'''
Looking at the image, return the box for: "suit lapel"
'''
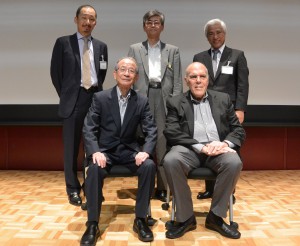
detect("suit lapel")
[215,46,231,79]
[182,92,195,136]
[160,42,168,83]
[109,87,122,130]
[92,37,100,74]
[70,34,80,69]
[121,90,137,135]
[208,91,221,133]
[140,41,149,78]
[204,50,214,84]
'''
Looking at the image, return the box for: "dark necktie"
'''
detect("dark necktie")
[212,49,219,76]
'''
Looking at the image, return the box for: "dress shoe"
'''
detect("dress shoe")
[197,190,213,199]
[166,215,197,239]
[80,223,100,246]
[133,218,154,242]
[205,211,240,239]
[154,189,167,202]
[68,192,82,206]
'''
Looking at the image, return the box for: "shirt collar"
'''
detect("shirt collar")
[190,91,208,104]
[76,32,91,41]
[148,40,161,49]
[211,43,225,54]
[117,86,131,100]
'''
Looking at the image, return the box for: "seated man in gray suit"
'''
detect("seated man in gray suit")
[81,57,157,245]
[163,62,245,239]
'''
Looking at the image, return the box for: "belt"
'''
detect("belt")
[149,81,161,89]
[81,86,98,93]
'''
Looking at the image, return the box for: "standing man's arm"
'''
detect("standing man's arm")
[50,38,63,96]
[235,51,249,123]
[171,47,183,96]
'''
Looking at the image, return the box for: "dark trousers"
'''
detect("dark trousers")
[63,88,94,195]
[85,144,156,223]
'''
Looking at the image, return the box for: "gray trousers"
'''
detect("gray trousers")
[148,88,167,190]
[163,145,242,222]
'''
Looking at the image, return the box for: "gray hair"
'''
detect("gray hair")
[143,9,165,26]
[114,57,139,74]
[204,19,227,37]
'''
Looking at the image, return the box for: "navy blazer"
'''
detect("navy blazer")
[164,90,246,149]
[193,46,249,111]
[83,86,157,158]
[50,33,108,118]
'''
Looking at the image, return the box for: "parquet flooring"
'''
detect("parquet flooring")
[0,170,299,246]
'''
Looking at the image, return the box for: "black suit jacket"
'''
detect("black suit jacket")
[193,46,249,111]
[50,33,108,118]
[164,90,246,149]
[83,86,157,158]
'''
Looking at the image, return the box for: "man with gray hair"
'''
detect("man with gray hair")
[193,18,249,200]
[81,57,157,244]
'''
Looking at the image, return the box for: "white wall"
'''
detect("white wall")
[1,0,299,105]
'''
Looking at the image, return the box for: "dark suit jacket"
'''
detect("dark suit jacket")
[193,46,249,111]
[50,33,108,118]
[163,90,246,149]
[128,41,182,111]
[82,86,157,158]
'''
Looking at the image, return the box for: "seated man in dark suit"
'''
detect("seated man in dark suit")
[163,62,245,239]
[81,57,157,245]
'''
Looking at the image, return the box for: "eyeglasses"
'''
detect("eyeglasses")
[145,20,161,26]
[188,74,207,81]
[117,67,136,75]
[79,15,96,24]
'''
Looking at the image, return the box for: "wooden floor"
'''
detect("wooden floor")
[0,170,299,246]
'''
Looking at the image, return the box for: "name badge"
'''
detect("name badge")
[100,61,107,70]
[100,55,107,70]
[221,61,233,75]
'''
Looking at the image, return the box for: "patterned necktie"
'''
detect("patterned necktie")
[82,37,91,89]
[212,49,219,76]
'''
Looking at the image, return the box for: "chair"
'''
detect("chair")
[162,167,237,229]
[81,162,155,226]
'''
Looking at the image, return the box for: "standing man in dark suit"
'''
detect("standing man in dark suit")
[128,10,182,201]
[80,57,157,245]
[163,62,245,239]
[50,5,108,206]
[193,18,249,200]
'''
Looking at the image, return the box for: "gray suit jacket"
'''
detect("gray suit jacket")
[128,41,182,111]
[193,46,249,111]
[164,90,246,149]
[82,86,157,158]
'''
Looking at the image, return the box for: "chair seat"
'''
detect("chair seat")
[188,167,216,180]
[108,165,137,177]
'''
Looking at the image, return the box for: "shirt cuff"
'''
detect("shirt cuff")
[192,143,205,154]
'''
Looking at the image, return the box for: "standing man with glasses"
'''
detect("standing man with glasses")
[193,19,249,201]
[128,10,182,202]
[50,5,108,206]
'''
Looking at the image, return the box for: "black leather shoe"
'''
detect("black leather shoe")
[205,211,240,239]
[166,215,197,239]
[197,190,213,199]
[154,190,167,202]
[68,192,82,206]
[133,218,154,242]
[80,224,100,246]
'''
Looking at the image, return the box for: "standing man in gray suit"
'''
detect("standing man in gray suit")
[50,5,108,206]
[193,19,249,200]
[128,10,182,201]
[163,62,245,239]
